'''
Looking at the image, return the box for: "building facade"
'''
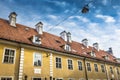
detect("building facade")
[0,12,120,80]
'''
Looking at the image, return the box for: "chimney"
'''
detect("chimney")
[67,32,72,43]
[60,31,67,41]
[35,22,43,34]
[82,38,88,47]
[93,42,99,50]
[8,12,17,27]
[107,47,113,55]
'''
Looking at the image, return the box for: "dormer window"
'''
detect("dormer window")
[103,55,109,60]
[91,51,96,57]
[32,35,41,44]
[65,44,71,51]
[87,51,96,57]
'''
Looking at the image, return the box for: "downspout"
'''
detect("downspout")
[104,62,109,80]
[83,58,88,80]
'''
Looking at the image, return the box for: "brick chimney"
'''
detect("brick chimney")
[8,12,17,27]
[93,42,99,50]
[82,38,88,47]
[35,22,43,35]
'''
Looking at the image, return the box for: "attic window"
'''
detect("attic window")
[103,55,109,60]
[91,51,96,57]
[32,35,41,44]
[65,44,71,51]
[87,51,96,57]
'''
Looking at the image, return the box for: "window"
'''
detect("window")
[78,61,82,70]
[110,67,113,74]
[65,44,71,51]
[1,77,12,80]
[116,68,119,75]
[68,59,73,70]
[3,48,15,64]
[94,64,98,72]
[34,53,42,66]
[101,65,105,73]
[33,78,41,80]
[56,57,62,68]
[86,63,91,71]
[91,51,96,57]
[33,35,41,44]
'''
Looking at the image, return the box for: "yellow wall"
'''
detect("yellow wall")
[86,60,107,80]
[23,48,50,80]
[0,43,20,80]
[0,42,120,80]
[53,53,85,80]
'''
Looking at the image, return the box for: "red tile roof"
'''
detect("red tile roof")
[0,18,118,63]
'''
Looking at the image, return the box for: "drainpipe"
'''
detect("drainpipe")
[83,58,88,80]
[104,62,109,80]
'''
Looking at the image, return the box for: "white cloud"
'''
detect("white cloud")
[69,16,90,22]
[48,15,58,20]
[96,14,116,23]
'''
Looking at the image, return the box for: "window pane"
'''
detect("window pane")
[5,49,9,55]
[34,53,42,66]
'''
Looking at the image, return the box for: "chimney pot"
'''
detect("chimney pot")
[60,30,67,41]
[93,42,99,50]
[82,38,88,47]
[35,22,43,34]
[8,12,17,27]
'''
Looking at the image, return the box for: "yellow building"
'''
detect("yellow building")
[0,12,120,80]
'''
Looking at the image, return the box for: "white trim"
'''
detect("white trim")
[33,52,42,67]
[0,76,14,80]
[67,58,74,70]
[2,47,16,64]
[18,48,24,80]
[50,53,53,77]
[55,56,62,69]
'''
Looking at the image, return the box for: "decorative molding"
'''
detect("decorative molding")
[18,48,24,80]
[49,53,53,77]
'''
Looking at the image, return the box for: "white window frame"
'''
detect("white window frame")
[55,57,62,69]
[94,64,98,72]
[0,76,13,80]
[86,62,91,71]
[67,59,73,70]
[78,60,82,71]
[65,44,71,51]
[101,64,105,73]
[2,48,16,64]
[33,52,42,67]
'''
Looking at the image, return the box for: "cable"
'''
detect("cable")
[47,9,82,32]
[47,0,93,32]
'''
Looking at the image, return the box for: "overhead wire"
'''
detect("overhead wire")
[47,0,93,32]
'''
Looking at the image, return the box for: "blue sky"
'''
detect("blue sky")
[1,0,120,58]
